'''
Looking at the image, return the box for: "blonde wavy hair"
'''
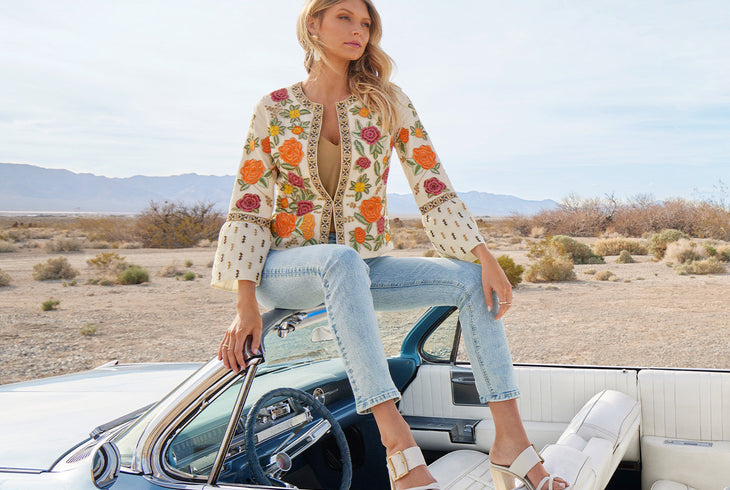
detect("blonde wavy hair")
[297,0,400,130]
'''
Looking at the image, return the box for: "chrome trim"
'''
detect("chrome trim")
[0,467,44,474]
[208,357,263,485]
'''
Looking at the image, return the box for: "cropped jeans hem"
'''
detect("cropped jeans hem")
[480,389,521,404]
[357,389,402,415]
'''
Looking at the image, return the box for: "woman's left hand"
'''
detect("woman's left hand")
[472,244,513,321]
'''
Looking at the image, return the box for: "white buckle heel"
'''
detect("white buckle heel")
[386,446,441,490]
[489,445,565,490]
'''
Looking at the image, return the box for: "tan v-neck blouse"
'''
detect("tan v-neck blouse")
[317,137,341,232]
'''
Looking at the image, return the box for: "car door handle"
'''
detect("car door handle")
[452,376,475,385]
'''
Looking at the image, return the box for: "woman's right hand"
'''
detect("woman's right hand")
[218,281,262,372]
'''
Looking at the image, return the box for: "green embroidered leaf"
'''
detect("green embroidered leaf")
[354,213,370,226]
[362,241,372,251]
[354,140,365,157]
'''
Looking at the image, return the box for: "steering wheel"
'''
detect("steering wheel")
[243,387,352,489]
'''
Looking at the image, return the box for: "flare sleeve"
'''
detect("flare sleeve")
[393,92,485,262]
[211,99,277,290]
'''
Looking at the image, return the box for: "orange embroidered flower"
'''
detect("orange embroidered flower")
[292,126,304,135]
[274,213,296,238]
[358,107,370,117]
[300,214,315,240]
[280,197,289,209]
[398,128,409,144]
[360,196,382,223]
[413,145,437,170]
[240,159,264,184]
[414,127,424,139]
[245,139,257,153]
[262,136,271,154]
[279,137,304,166]
[354,227,366,244]
[386,233,391,242]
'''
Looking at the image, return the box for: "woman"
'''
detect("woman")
[212,1,567,489]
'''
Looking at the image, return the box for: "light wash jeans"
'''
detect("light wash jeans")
[255,235,520,414]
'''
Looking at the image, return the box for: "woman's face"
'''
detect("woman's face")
[311,0,371,63]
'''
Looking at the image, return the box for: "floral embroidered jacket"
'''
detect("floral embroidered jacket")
[212,82,485,290]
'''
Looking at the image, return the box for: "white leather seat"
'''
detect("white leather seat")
[650,481,697,490]
[427,389,639,490]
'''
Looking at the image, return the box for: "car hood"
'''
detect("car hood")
[0,362,201,471]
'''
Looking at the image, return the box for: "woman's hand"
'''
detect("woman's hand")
[471,244,513,321]
[218,280,262,372]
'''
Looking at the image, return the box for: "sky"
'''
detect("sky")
[1,0,729,202]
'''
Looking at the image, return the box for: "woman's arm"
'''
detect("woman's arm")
[471,243,513,321]
[218,280,263,372]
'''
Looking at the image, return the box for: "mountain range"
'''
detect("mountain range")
[0,162,558,216]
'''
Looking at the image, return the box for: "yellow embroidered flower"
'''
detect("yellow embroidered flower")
[289,109,301,119]
[354,182,366,193]
[358,107,370,117]
[269,125,280,136]
[283,184,293,194]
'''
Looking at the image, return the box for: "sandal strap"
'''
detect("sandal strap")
[537,475,554,490]
[387,446,427,481]
[509,444,544,478]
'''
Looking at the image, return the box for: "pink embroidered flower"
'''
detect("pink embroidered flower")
[361,126,381,145]
[271,88,289,102]
[376,216,385,234]
[288,171,304,188]
[296,200,314,216]
[355,157,371,169]
[423,177,446,196]
[382,167,390,184]
[236,193,261,212]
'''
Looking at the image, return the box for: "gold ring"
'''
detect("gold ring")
[225,347,233,351]
[498,301,511,305]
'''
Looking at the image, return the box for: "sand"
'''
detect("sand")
[1,242,728,385]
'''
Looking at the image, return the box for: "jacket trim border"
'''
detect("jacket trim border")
[226,213,271,228]
[419,192,458,214]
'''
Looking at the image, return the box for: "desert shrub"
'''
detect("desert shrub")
[41,299,60,311]
[0,269,12,287]
[87,241,112,249]
[616,250,635,264]
[44,237,83,253]
[183,259,193,268]
[675,258,726,275]
[592,238,648,256]
[118,265,150,285]
[595,270,615,281]
[135,201,224,248]
[87,251,129,283]
[79,323,97,336]
[716,246,730,262]
[648,229,690,260]
[181,271,196,281]
[529,236,603,265]
[663,239,707,265]
[73,216,137,242]
[524,255,576,282]
[0,240,18,253]
[496,255,524,287]
[159,262,183,277]
[32,257,79,281]
[119,241,143,249]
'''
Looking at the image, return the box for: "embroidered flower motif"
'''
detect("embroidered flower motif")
[382,166,390,184]
[288,171,304,188]
[360,196,382,223]
[280,197,289,209]
[289,108,301,119]
[300,214,315,241]
[262,136,271,154]
[274,213,296,237]
[283,184,293,194]
[355,157,371,169]
[360,126,381,145]
[271,88,289,102]
[358,107,370,117]
[413,145,437,170]
[292,126,304,135]
[296,200,314,216]
[240,159,265,185]
[376,216,385,234]
[414,127,424,139]
[236,194,261,213]
[245,137,258,154]
[398,128,409,144]
[354,227,366,244]
[279,138,304,166]
[423,177,447,196]
[269,125,281,137]
[353,182,367,193]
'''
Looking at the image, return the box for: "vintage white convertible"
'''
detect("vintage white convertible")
[1,305,728,489]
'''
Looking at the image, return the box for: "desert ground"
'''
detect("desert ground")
[2,232,728,386]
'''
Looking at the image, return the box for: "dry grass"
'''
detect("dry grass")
[663,239,708,265]
[0,268,12,287]
[32,257,79,281]
[675,258,727,275]
[592,238,648,256]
